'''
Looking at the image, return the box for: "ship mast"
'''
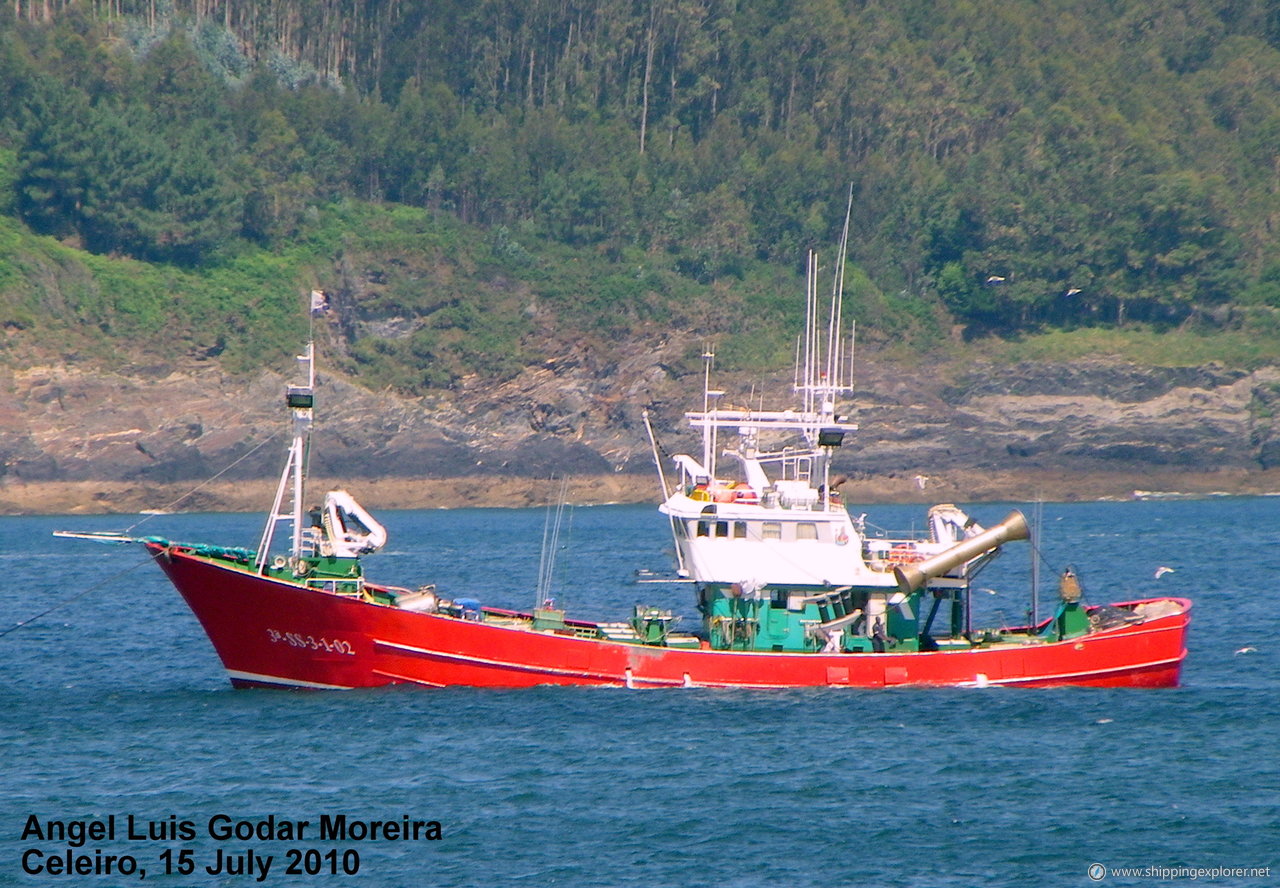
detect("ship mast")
[256,342,315,573]
[700,346,724,483]
[675,189,858,511]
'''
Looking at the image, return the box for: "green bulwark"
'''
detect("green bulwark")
[699,587,926,653]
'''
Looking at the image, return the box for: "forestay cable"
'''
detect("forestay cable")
[0,555,153,640]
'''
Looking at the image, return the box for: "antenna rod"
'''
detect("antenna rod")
[1031,499,1042,626]
[701,346,715,478]
[833,186,853,395]
[802,252,813,410]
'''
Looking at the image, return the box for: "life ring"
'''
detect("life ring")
[835,529,849,546]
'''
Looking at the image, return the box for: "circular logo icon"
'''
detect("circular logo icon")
[1087,863,1106,882]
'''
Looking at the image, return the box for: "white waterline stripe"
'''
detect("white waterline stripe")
[225,669,353,690]
[974,652,1186,687]
[373,638,620,682]
[370,668,446,687]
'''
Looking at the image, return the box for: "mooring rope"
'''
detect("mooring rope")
[0,554,155,640]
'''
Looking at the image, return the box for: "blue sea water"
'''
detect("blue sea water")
[1,498,1277,887]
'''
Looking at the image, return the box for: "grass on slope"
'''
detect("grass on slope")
[4,202,1280,390]
[979,317,1280,368]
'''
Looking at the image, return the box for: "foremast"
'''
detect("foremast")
[256,342,315,574]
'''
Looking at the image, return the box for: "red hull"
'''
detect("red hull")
[150,546,1191,690]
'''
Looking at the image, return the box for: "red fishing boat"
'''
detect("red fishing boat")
[127,543,1192,689]
[59,271,1189,690]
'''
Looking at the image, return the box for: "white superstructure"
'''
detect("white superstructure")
[647,242,988,594]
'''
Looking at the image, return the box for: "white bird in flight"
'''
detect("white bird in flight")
[1154,566,1175,578]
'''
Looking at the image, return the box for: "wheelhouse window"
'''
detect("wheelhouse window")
[762,522,781,540]
[796,523,818,541]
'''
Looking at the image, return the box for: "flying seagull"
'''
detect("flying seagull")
[1154,566,1175,578]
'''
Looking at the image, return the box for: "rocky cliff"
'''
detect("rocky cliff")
[2,340,1278,513]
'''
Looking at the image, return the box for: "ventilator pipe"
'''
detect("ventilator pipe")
[893,510,1030,595]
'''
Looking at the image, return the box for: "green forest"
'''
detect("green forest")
[2,0,1280,389]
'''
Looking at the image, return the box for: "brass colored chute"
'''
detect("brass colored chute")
[893,510,1030,594]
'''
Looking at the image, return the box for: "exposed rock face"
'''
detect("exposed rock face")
[0,350,1275,491]
[847,360,1267,476]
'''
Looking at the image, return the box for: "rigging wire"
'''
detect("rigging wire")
[536,476,572,608]
[646,416,677,462]
[555,497,576,612]
[122,427,285,535]
[123,293,321,537]
[0,555,154,641]
[10,302,318,641]
[1027,524,1061,575]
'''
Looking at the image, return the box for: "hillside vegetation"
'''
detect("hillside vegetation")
[3,1,1280,392]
